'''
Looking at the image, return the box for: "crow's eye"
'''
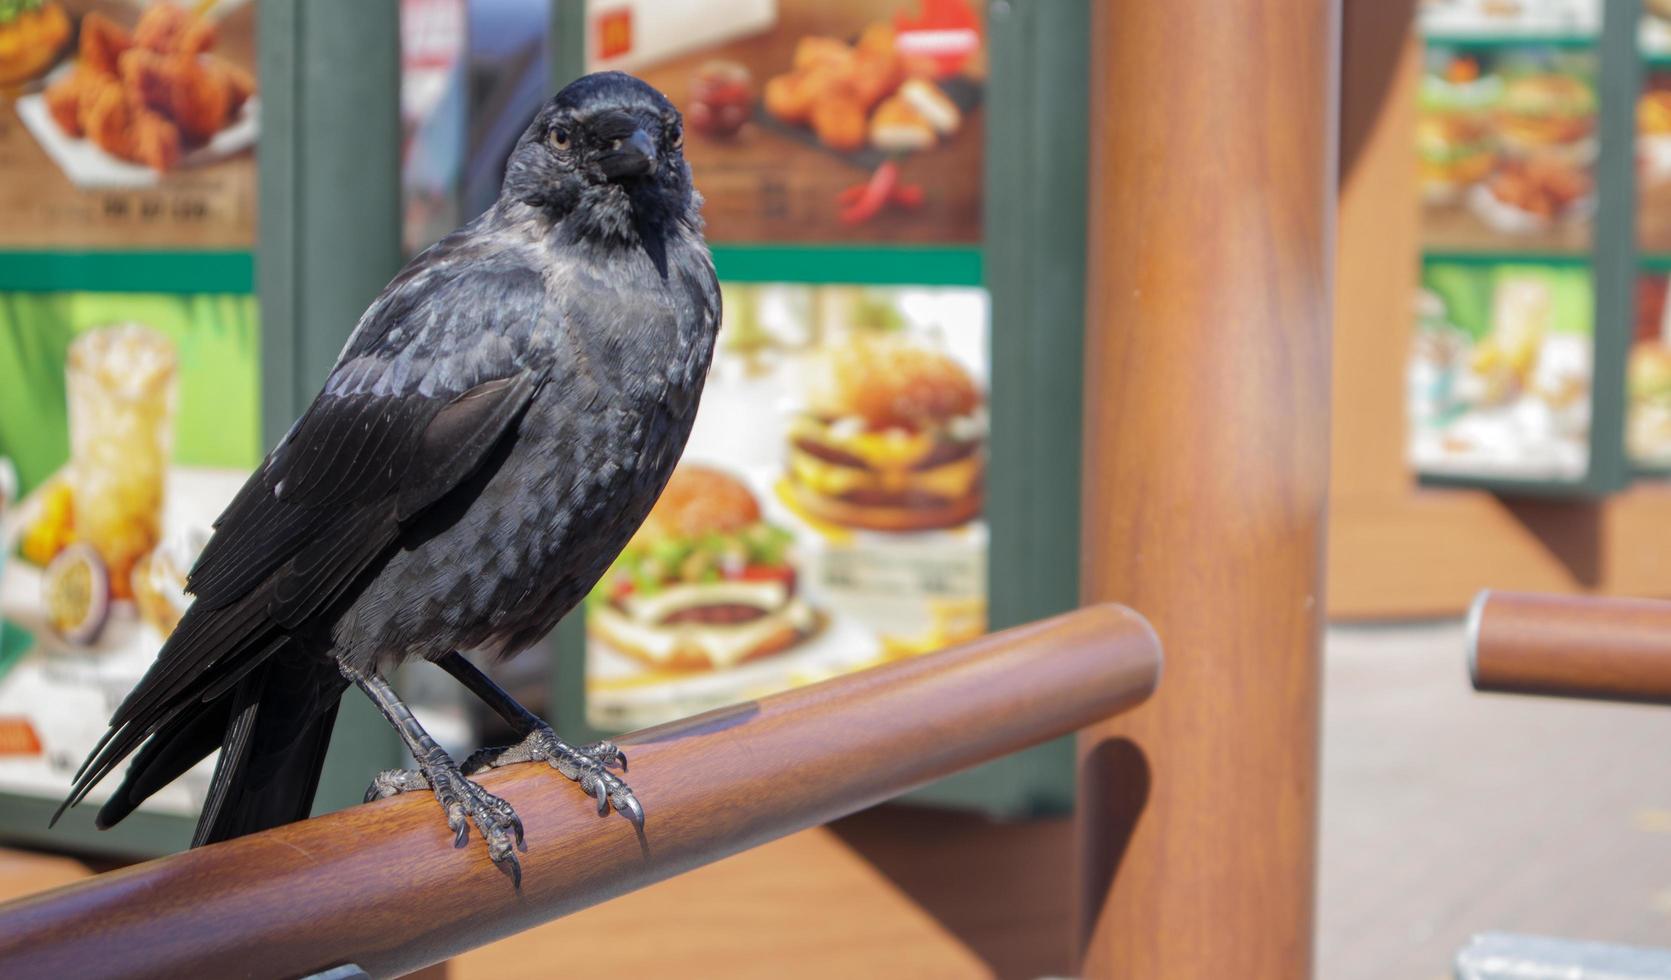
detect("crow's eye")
[669,122,683,150]
[549,127,571,151]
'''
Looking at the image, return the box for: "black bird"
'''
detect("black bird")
[54,72,720,885]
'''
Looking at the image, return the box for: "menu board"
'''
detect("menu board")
[1640,68,1671,254]
[576,0,990,729]
[0,0,259,250]
[0,0,260,818]
[1630,271,1671,469]
[1418,44,1597,254]
[1638,9,1671,472]
[1409,0,1618,490]
[585,285,987,729]
[1410,259,1594,480]
[0,292,260,813]
[586,0,983,245]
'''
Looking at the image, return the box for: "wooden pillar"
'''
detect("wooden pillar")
[1074,2,1339,977]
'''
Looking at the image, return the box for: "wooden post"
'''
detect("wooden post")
[1074,2,1339,977]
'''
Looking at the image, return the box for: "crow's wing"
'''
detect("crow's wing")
[59,261,552,817]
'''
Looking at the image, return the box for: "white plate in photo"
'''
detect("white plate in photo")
[586,609,879,731]
[15,64,259,190]
[1466,181,1595,236]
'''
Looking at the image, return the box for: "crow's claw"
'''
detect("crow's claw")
[581,740,628,771]
[463,725,642,826]
[430,761,522,886]
[371,756,523,886]
[364,767,430,803]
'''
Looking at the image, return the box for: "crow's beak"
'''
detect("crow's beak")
[600,128,657,181]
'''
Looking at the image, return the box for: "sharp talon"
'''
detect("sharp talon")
[595,781,609,815]
[615,749,629,771]
[364,786,380,804]
[454,822,470,848]
[512,815,526,849]
[499,853,522,890]
[619,793,644,828]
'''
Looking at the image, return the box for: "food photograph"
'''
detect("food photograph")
[1407,261,1593,481]
[0,0,257,249]
[0,293,259,813]
[586,0,983,244]
[1418,45,1596,253]
[1640,70,1671,254]
[1629,272,1671,469]
[586,284,988,729]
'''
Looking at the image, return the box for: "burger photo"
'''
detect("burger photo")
[1417,113,1495,202]
[1492,72,1596,162]
[786,334,985,533]
[588,464,821,672]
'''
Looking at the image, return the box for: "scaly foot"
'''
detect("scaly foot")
[463,727,642,827]
[365,753,526,886]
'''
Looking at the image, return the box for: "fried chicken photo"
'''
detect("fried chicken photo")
[210,55,255,115]
[37,1,253,173]
[81,81,181,171]
[76,11,130,76]
[133,2,214,57]
[761,20,960,155]
[119,47,233,143]
[44,65,109,136]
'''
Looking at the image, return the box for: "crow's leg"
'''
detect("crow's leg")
[345,663,526,886]
[437,651,642,827]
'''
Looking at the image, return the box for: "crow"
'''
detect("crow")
[54,72,720,886]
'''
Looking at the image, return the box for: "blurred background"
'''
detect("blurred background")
[0,0,1669,977]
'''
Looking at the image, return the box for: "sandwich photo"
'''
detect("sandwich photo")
[1416,113,1495,202]
[588,464,822,672]
[1492,72,1595,161]
[786,334,985,533]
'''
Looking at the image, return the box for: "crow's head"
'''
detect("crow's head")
[503,72,698,247]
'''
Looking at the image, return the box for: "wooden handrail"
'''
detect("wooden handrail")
[1467,590,1671,705]
[0,604,1159,979]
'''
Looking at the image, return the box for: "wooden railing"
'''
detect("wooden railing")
[1468,590,1671,705]
[0,604,1160,979]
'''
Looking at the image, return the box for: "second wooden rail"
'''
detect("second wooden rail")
[1468,590,1671,705]
[0,604,1160,979]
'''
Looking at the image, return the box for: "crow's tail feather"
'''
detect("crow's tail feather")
[191,656,342,847]
[92,653,343,847]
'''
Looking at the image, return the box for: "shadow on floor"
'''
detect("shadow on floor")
[827,804,1075,980]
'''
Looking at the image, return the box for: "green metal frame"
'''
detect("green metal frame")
[257,0,408,823]
[1416,0,1638,498]
[547,0,1089,816]
[0,252,254,294]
